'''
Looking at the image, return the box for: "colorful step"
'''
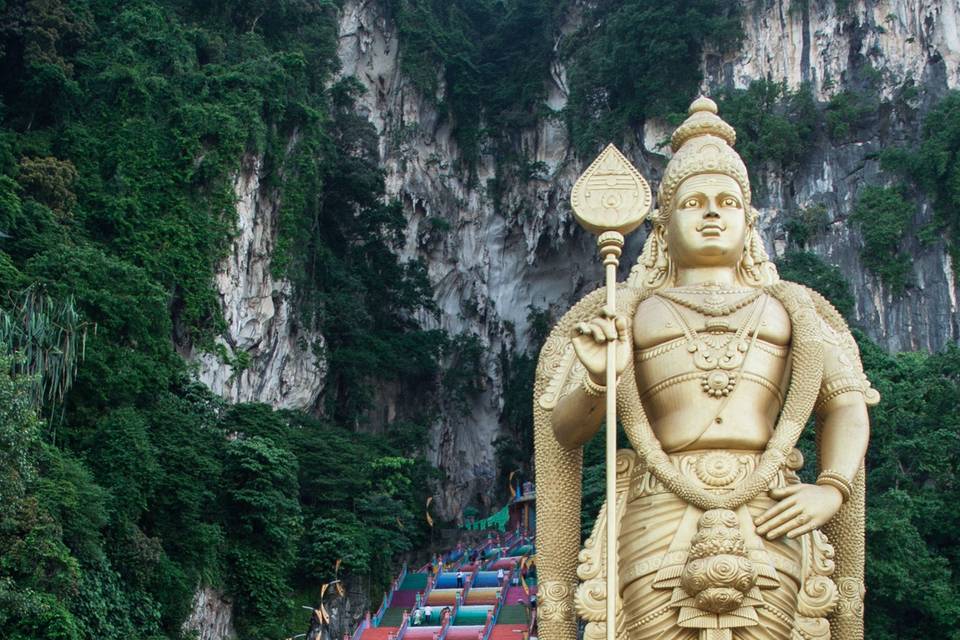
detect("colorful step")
[497,605,529,625]
[435,573,467,589]
[488,557,521,570]
[464,587,499,605]
[379,607,408,627]
[445,625,485,640]
[400,573,430,591]
[453,605,492,626]
[361,627,400,640]
[472,572,502,588]
[488,624,529,640]
[391,590,420,608]
[504,587,527,606]
[403,626,443,640]
[425,588,461,606]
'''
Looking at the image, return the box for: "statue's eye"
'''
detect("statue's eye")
[721,197,740,208]
[682,197,700,209]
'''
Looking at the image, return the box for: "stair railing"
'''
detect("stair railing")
[351,613,371,640]
[395,610,412,640]
[479,579,508,640]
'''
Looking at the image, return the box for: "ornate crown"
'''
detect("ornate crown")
[653,96,752,224]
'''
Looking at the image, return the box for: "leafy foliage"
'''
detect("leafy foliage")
[782,204,829,250]
[0,1,440,638]
[882,90,960,275]
[825,89,877,141]
[850,186,915,291]
[776,251,855,319]
[564,0,741,155]
[717,80,818,177]
[856,338,960,638]
[388,0,566,177]
[494,306,552,495]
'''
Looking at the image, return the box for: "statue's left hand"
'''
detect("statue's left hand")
[754,484,843,540]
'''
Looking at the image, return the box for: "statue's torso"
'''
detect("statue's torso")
[632,289,792,453]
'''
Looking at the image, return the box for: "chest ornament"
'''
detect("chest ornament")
[655,291,768,398]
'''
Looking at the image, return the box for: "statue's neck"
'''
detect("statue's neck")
[673,266,739,288]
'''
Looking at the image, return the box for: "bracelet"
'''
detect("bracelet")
[816,470,853,503]
[581,375,606,397]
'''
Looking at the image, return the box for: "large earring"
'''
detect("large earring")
[629,218,673,289]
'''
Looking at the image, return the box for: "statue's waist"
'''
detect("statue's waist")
[627,449,803,502]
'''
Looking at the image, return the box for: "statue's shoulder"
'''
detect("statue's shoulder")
[770,279,851,336]
[773,280,881,406]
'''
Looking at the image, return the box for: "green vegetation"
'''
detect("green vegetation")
[717,80,818,176]
[776,251,855,319]
[0,1,958,639]
[783,203,830,250]
[764,255,960,639]
[850,186,915,291]
[883,91,960,275]
[784,250,960,638]
[0,1,440,638]
[564,0,741,154]
[494,306,551,493]
[825,89,877,141]
[388,0,566,178]
[389,0,742,165]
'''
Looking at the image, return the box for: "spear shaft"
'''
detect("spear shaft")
[569,144,650,640]
[600,231,623,640]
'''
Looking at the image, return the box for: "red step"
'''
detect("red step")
[488,624,529,640]
[361,627,400,640]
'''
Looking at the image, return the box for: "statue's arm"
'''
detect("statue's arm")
[756,325,870,540]
[551,384,605,450]
[550,311,632,450]
[813,335,871,482]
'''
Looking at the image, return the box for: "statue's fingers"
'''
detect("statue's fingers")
[755,503,799,533]
[768,484,804,499]
[754,496,795,526]
[576,322,591,336]
[589,324,607,343]
[765,514,805,540]
[597,318,617,341]
[785,520,819,540]
[614,316,629,339]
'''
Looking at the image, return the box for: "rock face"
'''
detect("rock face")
[182,586,237,640]
[703,0,960,352]
[198,0,959,520]
[188,154,327,410]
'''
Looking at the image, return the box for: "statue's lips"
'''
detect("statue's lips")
[699,224,725,237]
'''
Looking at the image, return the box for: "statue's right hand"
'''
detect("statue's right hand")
[572,308,632,385]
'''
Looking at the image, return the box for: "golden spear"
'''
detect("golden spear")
[569,144,651,640]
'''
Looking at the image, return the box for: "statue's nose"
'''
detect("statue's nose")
[704,207,720,218]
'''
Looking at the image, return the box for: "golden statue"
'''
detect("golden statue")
[533,97,878,640]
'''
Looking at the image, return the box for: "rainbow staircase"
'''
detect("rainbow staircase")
[351,527,536,640]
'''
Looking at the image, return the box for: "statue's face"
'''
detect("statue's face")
[666,173,747,268]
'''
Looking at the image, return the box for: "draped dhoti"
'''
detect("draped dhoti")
[616,450,833,640]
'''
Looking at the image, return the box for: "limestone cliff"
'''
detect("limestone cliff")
[198,0,959,522]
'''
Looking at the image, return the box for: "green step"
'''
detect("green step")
[399,573,429,590]
[454,606,491,625]
[497,606,528,625]
[379,608,408,627]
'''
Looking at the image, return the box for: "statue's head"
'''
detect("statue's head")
[629,97,778,289]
